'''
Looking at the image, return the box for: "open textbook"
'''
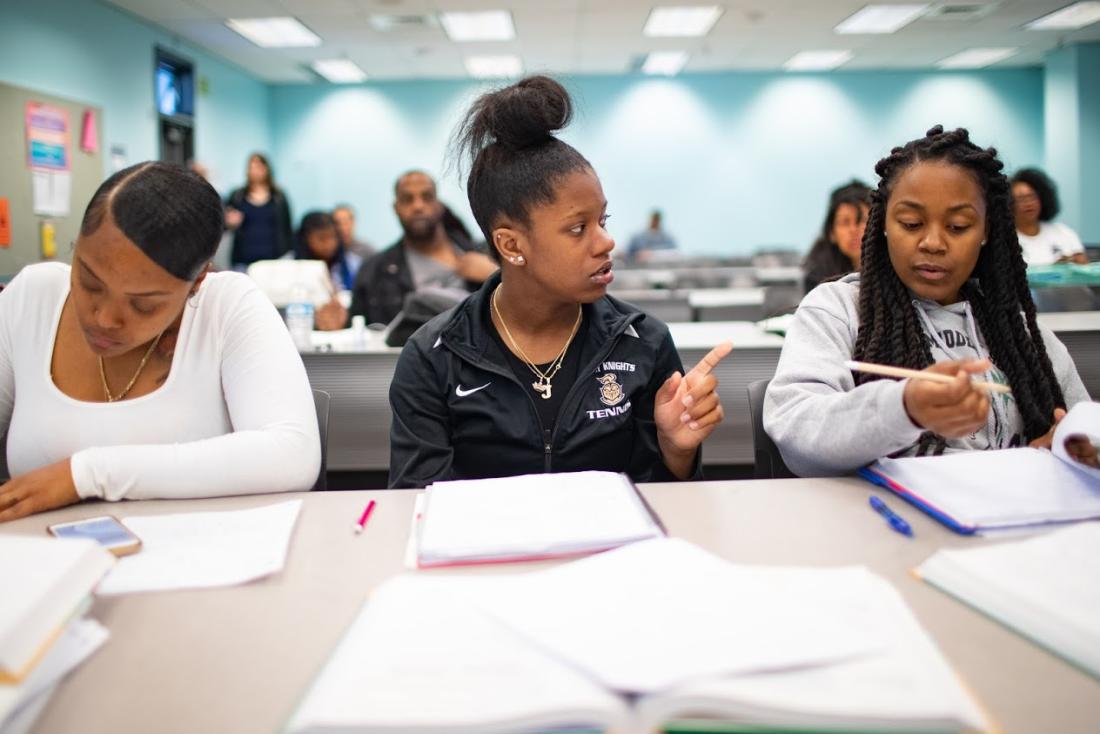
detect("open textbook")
[288,539,988,734]
[918,522,1100,680]
[862,401,1100,533]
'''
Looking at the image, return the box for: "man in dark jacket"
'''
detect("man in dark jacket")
[347,171,496,326]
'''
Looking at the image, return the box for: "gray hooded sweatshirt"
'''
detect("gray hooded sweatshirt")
[764,273,1091,477]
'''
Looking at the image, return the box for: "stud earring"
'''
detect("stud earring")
[515,255,525,264]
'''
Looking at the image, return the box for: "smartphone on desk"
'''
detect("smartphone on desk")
[47,515,142,557]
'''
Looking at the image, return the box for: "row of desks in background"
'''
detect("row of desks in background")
[303,312,1100,472]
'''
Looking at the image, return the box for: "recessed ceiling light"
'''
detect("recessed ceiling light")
[311,59,368,83]
[1026,2,1100,30]
[464,55,523,79]
[225,17,321,48]
[439,11,515,42]
[834,4,930,34]
[642,50,690,75]
[643,6,723,37]
[783,50,854,71]
[937,47,1018,69]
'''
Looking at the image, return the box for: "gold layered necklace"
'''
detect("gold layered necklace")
[98,332,164,402]
[492,287,582,400]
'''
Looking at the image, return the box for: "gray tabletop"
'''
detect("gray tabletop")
[4,478,1099,734]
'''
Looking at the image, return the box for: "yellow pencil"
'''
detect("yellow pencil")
[844,360,1012,395]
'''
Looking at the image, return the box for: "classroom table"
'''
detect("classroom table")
[5,479,1099,734]
[301,314,1100,473]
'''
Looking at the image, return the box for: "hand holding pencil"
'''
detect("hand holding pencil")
[849,358,997,439]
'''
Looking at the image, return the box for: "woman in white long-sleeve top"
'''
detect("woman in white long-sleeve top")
[0,161,320,522]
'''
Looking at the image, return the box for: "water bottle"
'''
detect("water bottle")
[285,283,314,351]
[350,314,368,350]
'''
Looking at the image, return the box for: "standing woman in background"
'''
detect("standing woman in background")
[802,180,871,293]
[1011,167,1087,265]
[388,76,731,488]
[0,162,320,521]
[225,153,293,269]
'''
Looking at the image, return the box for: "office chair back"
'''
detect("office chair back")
[746,379,796,479]
[312,389,331,491]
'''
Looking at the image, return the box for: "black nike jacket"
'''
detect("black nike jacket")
[388,273,702,488]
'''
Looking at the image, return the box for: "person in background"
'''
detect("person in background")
[626,210,678,262]
[1011,168,1088,265]
[332,204,376,260]
[766,126,1088,478]
[347,171,497,326]
[0,162,319,521]
[225,153,293,269]
[291,211,359,331]
[802,180,872,293]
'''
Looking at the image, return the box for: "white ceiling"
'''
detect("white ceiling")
[101,0,1100,83]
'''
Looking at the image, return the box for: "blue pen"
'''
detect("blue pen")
[869,495,913,537]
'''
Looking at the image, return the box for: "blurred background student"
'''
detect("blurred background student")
[290,211,358,331]
[626,209,678,262]
[225,153,293,270]
[332,204,376,260]
[802,181,872,293]
[1011,167,1087,265]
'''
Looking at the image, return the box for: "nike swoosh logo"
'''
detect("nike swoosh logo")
[455,382,491,397]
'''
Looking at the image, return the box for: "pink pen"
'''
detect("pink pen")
[353,500,376,534]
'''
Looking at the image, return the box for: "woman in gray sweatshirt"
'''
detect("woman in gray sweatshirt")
[766,126,1089,477]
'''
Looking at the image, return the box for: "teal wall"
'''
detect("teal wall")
[270,69,1044,256]
[1045,42,1100,244]
[0,0,271,200]
[5,0,1095,254]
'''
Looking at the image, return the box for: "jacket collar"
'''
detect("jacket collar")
[439,271,644,365]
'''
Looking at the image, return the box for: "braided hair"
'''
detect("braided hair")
[852,125,1065,453]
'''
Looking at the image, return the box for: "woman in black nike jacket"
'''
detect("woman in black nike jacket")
[387,76,731,488]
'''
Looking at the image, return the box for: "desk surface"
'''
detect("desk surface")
[5,479,1099,734]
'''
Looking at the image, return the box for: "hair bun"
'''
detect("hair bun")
[475,75,573,150]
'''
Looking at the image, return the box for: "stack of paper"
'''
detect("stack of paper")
[289,539,989,734]
[0,536,115,728]
[414,471,664,567]
[918,522,1100,679]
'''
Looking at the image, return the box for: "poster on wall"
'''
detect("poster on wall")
[25,102,70,171]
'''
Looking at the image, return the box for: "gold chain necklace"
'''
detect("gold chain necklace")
[492,286,581,400]
[98,331,164,402]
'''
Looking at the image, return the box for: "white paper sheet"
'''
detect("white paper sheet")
[460,538,892,693]
[31,170,70,217]
[97,500,302,595]
[0,618,109,731]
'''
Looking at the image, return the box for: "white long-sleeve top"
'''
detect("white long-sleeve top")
[0,263,320,500]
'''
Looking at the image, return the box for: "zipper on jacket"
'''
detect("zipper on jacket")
[543,429,553,472]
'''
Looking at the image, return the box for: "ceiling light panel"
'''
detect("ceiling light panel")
[784,50,854,71]
[225,17,321,48]
[1026,2,1100,30]
[440,11,515,41]
[312,59,368,83]
[643,6,723,37]
[834,4,930,34]
[936,47,1018,68]
[464,55,523,78]
[642,50,690,75]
